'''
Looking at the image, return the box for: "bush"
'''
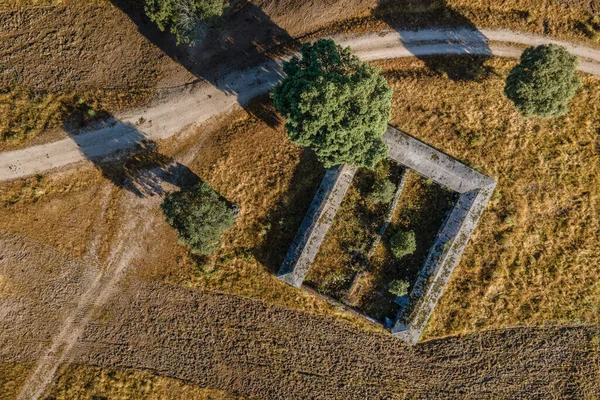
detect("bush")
[144,0,226,45]
[504,44,581,118]
[271,39,393,169]
[390,229,416,259]
[388,279,410,297]
[368,179,396,204]
[161,182,234,255]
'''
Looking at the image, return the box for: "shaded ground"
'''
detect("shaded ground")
[66,281,600,399]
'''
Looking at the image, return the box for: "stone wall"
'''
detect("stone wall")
[277,126,496,345]
[277,164,357,287]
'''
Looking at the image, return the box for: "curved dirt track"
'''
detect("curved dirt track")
[2,28,600,181]
[68,282,600,399]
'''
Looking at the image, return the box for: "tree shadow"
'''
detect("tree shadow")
[372,0,493,81]
[64,114,199,197]
[252,147,325,274]
[108,0,299,128]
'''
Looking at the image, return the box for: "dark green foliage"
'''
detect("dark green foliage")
[161,182,234,255]
[271,39,393,169]
[368,179,396,204]
[388,279,410,297]
[505,44,581,117]
[144,0,226,45]
[390,229,416,260]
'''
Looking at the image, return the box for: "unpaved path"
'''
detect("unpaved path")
[13,165,187,400]
[2,28,600,182]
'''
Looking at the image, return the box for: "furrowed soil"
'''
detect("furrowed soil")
[67,281,600,399]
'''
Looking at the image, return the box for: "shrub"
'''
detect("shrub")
[390,229,416,259]
[504,44,581,117]
[144,0,226,45]
[161,182,234,255]
[388,279,410,297]
[271,39,393,169]
[368,179,396,204]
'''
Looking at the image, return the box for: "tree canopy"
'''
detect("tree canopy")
[390,229,416,260]
[504,44,581,118]
[271,39,393,169]
[144,0,226,45]
[161,182,234,255]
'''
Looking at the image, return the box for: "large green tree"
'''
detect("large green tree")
[505,44,581,118]
[161,182,234,255]
[272,39,393,169]
[144,0,226,45]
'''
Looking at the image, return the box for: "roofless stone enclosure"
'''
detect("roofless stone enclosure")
[277,126,496,344]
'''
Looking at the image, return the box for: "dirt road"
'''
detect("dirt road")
[1,29,600,182]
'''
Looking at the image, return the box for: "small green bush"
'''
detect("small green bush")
[504,44,581,118]
[144,0,227,45]
[161,182,234,255]
[368,179,396,204]
[390,229,416,259]
[388,279,410,297]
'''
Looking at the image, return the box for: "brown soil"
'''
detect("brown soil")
[65,280,600,399]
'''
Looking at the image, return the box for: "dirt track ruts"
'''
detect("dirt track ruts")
[2,29,600,181]
[68,282,600,399]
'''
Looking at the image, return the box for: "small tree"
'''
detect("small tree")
[388,279,410,297]
[390,229,416,260]
[271,39,393,169]
[368,179,396,204]
[144,0,227,45]
[161,182,234,255]
[505,44,581,118]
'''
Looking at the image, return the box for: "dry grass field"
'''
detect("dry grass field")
[1,56,599,396]
[44,365,243,400]
[2,0,600,395]
[377,56,600,338]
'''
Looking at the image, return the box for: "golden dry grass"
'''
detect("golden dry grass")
[0,169,120,259]
[374,56,600,338]
[0,364,31,400]
[45,365,244,400]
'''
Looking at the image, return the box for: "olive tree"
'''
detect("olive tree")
[144,0,226,45]
[271,39,393,169]
[505,44,581,118]
[161,182,234,255]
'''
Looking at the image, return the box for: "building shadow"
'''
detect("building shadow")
[64,115,199,198]
[252,147,325,274]
[372,0,493,81]
[108,0,299,127]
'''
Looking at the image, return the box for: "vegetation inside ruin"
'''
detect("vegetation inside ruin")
[347,172,457,322]
[302,164,456,324]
